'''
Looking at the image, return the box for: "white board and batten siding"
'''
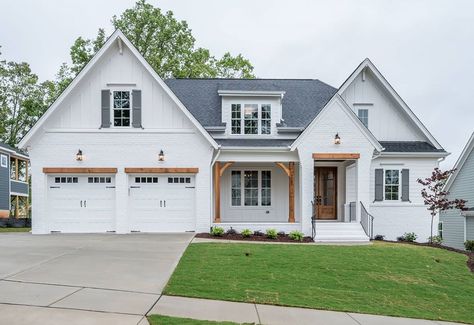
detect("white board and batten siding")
[27,38,214,234]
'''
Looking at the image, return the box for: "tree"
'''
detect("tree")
[0,50,50,147]
[417,168,467,243]
[65,0,254,80]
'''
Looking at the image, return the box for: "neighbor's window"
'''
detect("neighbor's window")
[384,169,399,200]
[113,91,131,127]
[438,222,443,239]
[231,104,271,135]
[358,109,369,128]
[231,171,241,206]
[231,170,271,206]
[0,155,7,168]
[231,104,241,134]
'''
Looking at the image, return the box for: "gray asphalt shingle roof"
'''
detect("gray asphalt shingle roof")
[0,142,28,157]
[164,78,337,128]
[380,141,445,153]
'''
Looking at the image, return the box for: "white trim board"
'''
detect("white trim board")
[19,29,218,150]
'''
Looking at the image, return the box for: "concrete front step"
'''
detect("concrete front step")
[314,222,369,242]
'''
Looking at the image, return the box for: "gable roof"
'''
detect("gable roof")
[19,30,218,149]
[444,132,474,191]
[338,58,443,150]
[290,94,384,152]
[164,79,337,128]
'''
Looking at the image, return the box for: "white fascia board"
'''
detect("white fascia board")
[379,152,450,158]
[290,94,383,152]
[218,90,285,97]
[19,29,218,150]
[219,146,291,151]
[444,132,474,191]
[338,58,443,150]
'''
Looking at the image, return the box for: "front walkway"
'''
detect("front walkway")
[150,295,464,325]
[0,233,194,325]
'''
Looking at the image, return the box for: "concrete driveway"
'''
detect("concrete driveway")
[0,233,194,325]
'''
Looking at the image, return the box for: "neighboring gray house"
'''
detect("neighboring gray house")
[0,142,29,219]
[440,132,474,250]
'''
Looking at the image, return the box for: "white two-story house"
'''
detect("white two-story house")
[19,30,448,241]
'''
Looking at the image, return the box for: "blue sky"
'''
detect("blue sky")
[1,0,472,167]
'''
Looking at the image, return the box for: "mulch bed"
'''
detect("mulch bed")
[375,239,474,273]
[195,232,313,243]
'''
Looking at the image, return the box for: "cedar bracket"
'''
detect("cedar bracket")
[219,162,234,177]
[275,162,291,177]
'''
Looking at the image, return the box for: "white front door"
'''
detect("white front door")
[129,175,195,232]
[47,175,116,232]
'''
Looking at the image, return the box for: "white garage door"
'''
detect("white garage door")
[48,175,116,233]
[129,175,195,232]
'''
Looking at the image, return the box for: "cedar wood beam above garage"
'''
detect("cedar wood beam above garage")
[124,168,199,173]
[43,168,118,174]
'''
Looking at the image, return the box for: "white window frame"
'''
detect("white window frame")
[111,90,132,128]
[230,103,271,135]
[358,108,369,128]
[0,154,7,168]
[383,168,401,201]
[230,169,272,207]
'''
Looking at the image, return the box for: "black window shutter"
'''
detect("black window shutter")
[375,169,384,201]
[401,169,410,202]
[132,90,142,128]
[101,90,110,128]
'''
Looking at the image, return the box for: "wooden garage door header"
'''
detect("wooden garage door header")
[312,153,360,160]
[43,168,118,174]
[124,168,199,174]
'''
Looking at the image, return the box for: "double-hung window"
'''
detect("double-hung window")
[231,170,272,206]
[384,169,400,200]
[358,109,369,128]
[113,91,131,127]
[230,104,271,135]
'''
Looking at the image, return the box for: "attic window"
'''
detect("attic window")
[113,91,131,127]
[230,103,271,135]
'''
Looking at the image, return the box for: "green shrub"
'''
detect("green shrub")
[397,232,417,242]
[429,235,443,244]
[241,229,252,238]
[210,226,224,237]
[289,230,304,241]
[266,229,278,239]
[465,240,474,252]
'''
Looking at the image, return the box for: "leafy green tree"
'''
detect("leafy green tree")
[64,0,254,79]
[0,49,50,146]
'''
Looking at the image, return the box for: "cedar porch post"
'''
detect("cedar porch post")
[214,162,221,223]
[288,162,295,223]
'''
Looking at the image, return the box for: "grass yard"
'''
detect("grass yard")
[148,314,251,325]
[0,227,31,232]
[164,242,474,324]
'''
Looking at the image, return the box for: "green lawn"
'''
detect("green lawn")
[164,242,474,324]
[0,227,31,232]
[148,315,252,325]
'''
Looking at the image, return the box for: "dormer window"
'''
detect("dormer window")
[113,91,131,127]
[231,103,271,135]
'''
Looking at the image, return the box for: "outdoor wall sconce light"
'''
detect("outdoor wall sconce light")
[158,150,165,162]
[76,149,83,161]
[334,133,341,145]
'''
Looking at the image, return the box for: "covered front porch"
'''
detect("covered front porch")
[212,149,301,233]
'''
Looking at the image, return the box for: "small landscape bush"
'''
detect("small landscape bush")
[253,230,264,236]
[465,240,474,252]
[289,230,304,241]
[277,231,286,237]
[374,234,385,241]
[241,229,252,238]
[226,227,237,235]
[266,229,278,239]
[397,232,417,242]
[210,226,224,237]
[429,235,443,244]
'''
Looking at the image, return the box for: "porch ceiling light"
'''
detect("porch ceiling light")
[76,149,83,161]
[334,133,341,145]
[158,150,165,162]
